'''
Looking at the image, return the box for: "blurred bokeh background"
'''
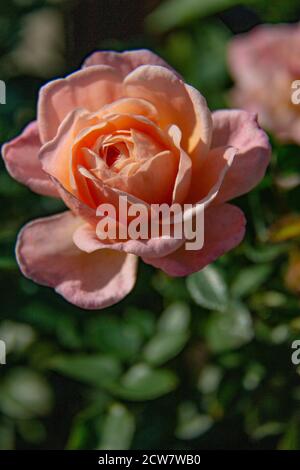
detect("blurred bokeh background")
[1,0,300,450]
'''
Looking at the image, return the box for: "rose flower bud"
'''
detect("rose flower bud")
[2,50,270,309]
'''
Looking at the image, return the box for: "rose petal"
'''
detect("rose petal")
[228,24,300,86]
[105,150,178,204]
[51,177,98,225]
[211,110,271,203]
[100,97,159,123]
[16,211,138,309]
[39,108,99,194]
[188,146,237,204]
[39,109,173,202]
[185,84,212,165]
[2,121,58,197]
[142,203,246,276]
[73,222,183,258]
[168,125,192,204]
[83,48,179,77]
[124,65,212,162]
[38,65,123,142]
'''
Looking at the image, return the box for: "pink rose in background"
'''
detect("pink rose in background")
[2,49,270,309]
[228,23,300,144]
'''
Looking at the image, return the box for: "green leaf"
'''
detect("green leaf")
[66,422,90,450]
[157,302,190,333]
[0,256,17,271]
[231,264,272,298]
[187,265,228,312]
[143,333,188,367]
[0,320,35,354]
[111,364,178,401]
[85,315,143,361]
[153,272,190,302]
[67,397,110,450]
[0,368,53,419]
[0,421,14,450]
[146,0,240,33]
[243,363,265,391]
[125,308,156,340]
[97,403,135,450]
[143,303,190,366]
[49,355,122,388]
[56,316,82,349]
[205,301,254,353]
[244,243,288,263]
[198,365,223,394]
[251,422,284,440]
[278,420,299,450]
[176,402,213,440]
[17,419,46,445]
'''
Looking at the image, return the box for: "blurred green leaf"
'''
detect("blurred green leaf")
[278,420,299,450]
[143,303,190,366]
[143,333,188,366]
[0,256,17,271]
[243,363,265,391]
[244,243,288,263]
[143,334,188,367]
[66,422,90,450]
[146,0,240,33]
[67,397,110,450]
[97,403,135,450]
[231,264,272,298]
[56,316,82,349]
[0,321,35,353]
[49,355,122,388]
[85,315,143,362]
[176,402,213,440]
[0,421,14,450]
[187,265,228,312]
[251,422,284,440]
[205,301,254,353]
[125,308,156,340]
[153,272,189,302]
[17,419,46,445]
[157,302,190,333]
[198,365,223,394]
[111,364,178,401]
[0,368,53,419]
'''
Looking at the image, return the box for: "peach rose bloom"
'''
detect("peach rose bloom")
[228,23,300,143]
[2,50,270,309]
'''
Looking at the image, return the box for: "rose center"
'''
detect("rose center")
[103,145,121,167]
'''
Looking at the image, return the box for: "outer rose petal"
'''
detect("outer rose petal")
[83,49,180,77]
[142,204,246,276]
[51,177,98,225]
[38,65,123,142]
[16,211,138,309]
[211,110,271,204]
[39,108,100,194]
[73,223,184,258]
[2,121,58,197]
